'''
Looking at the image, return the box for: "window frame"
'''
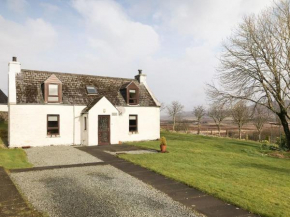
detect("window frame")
[47,115,60,136]
[127,89,138,105]
[129,115,138,132]
[45,83,62,103]
[86,85,97,94]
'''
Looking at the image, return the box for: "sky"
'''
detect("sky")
[0,0,274,110]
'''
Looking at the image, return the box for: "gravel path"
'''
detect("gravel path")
[24,146,102,167]
[11,165,198,217]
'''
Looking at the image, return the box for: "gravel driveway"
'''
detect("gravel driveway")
[11,165,198,217]
[24,146,102,167]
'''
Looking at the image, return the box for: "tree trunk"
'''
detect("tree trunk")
[258,131,261,142]
[239,126,242,139]
[278,112,290,149]
[198,122,200,135]
[173,116,176,131]
[218,124,221,136]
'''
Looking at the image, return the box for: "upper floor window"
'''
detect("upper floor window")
[48,84,60,102]
[121,81,139,105]
[44,74,62,103]
[128,89,138,104]
[86,86,97,94]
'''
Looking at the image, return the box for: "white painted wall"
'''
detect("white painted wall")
[0,104,8,112]
[117,106,160,142]
[9,104,85,147]
[85,97,160,146]
[9,100,160,147]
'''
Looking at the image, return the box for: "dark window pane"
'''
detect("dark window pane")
[129,99,137,104]
[129,126,137,132]
[129,119,137,125]
[48,121,58,128]
[47,129,59,135]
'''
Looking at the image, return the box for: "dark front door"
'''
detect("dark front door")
[98,115,110,145]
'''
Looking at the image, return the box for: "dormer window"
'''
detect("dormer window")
[44,74,62,103]
[128,89,138,104]
[86,86,97,94]
[120,81,139,105]
[48,84,60,102]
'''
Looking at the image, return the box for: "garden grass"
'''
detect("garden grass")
[0,148,32,169]
[120,131,290,217]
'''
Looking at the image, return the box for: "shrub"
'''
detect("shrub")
[260,142,280,151]
[160,136,167,146]
[276,135,289,151]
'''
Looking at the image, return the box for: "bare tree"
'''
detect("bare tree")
[231,101,252,139]
[167,101,184,131]
[193,105,206,134]
[208,103,228,136]
[206,0,290,148]
[252,105,269,142]
[160,102,166,112]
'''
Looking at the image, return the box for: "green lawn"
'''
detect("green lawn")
[0,121,32,169]
[120,131,290,217]
[0,148,32,169]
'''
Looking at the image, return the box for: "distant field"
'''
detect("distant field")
[161,119,282,142]
[121,131,290,217]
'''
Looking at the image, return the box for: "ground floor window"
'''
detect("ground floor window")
[84,117,87,130]
[129,115,138,132]
[47,115,59,135]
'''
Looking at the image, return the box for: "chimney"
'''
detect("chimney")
[8,57,21,104]
[135,69,147,84]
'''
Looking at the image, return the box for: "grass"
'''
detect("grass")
[0,121,32,169]
[120,131,290,217]
[0,148,32,169]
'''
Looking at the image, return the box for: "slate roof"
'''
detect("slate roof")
[16,69,157,107]
[0,89,8,104]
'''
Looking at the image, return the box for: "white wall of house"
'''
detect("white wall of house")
[9,104,85,147]
[85,97,160,146]
[117,106,160,142]
[0,104,8,112]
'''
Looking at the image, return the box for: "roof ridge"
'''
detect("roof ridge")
[21,69,137,81]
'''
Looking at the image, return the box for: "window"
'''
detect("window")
[86,86,97,94]
[44,74,62,103]
[128,89,138,104]
[84,117,87,130]
[129,115,138,132]
[48,84,59,102]
[47,115,59,135]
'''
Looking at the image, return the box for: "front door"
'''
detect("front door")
[98,115,110,145]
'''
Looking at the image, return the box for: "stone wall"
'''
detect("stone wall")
[0,112,8,122]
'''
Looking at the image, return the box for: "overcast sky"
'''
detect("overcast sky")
[0,0,274,110]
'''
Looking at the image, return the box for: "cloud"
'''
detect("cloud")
[40,2,60,15]
[6,0,28,14]
[0,15,57,94]
[156,0,274,46]
[72,0,160,60]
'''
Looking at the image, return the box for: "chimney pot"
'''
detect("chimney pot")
[12,57,17,62]
[138,69,142,74]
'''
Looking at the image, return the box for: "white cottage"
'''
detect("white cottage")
[7,57,160,147]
